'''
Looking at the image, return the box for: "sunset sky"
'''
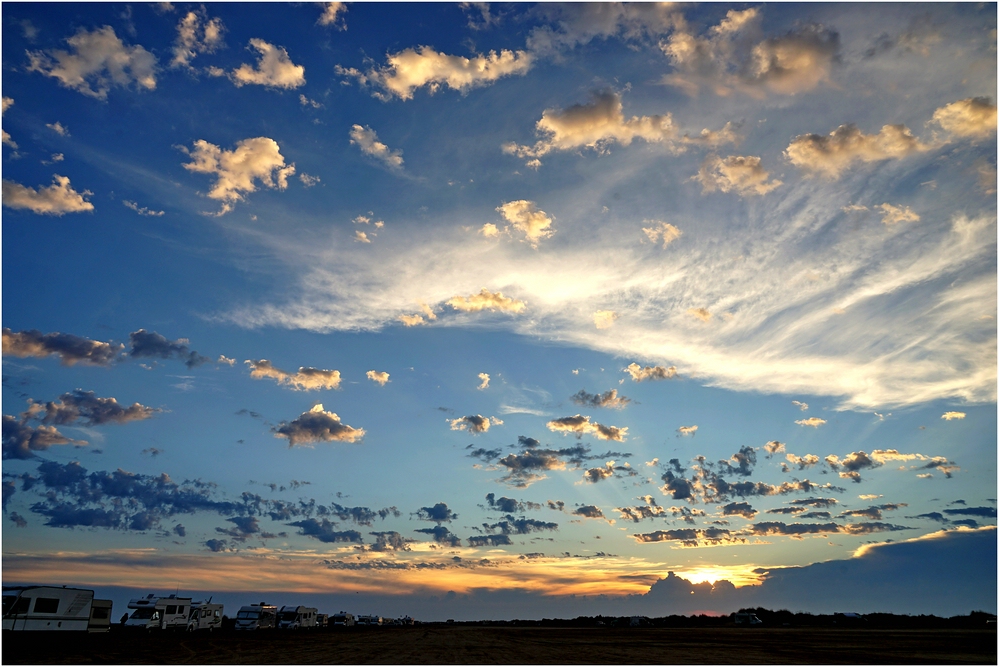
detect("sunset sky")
[2,2,996,620]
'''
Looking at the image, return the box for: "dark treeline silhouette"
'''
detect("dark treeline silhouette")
[425,609,996,630]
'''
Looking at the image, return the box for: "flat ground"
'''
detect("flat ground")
[3,626,996,664]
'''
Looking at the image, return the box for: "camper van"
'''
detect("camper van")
[331,611,354,627]
[186,600,224,632]
[2,585,112,632]
[277,605,319,630]
[125,594,192,630]
[234,602,277,630]
[356,614,382,626]
[88,599,113,633]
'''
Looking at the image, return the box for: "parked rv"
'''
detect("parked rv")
[186,599,223,632]
[88,599,113,633]
[2,586,112,632]
[316,613,328,628]
[234,602,277,630]
[277,605,318,630]
[356,614,382,626]
[125,594,193,631]
[734,612,762,626]
[331,611,354,627]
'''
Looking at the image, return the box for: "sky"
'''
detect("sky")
[1,2,996,621]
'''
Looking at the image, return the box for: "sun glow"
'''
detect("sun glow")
[676,565,764,587]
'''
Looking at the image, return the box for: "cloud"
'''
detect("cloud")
[931,97,997,140]
[2,175,94,215]
[336,46,531,101]
[717,446,757,477]
[46,121,69,136]
[171,9,224,69]
[941,411,966,421]
[944,506,997,519]
[592,310,619,330]
[624,363,677,382]
[447,289,526,314]
[246,360,342,390]
[693,155,781,196]
[485,493,540,514]
[29,390,160,426]
[877,203,919,226]
[123,200,164,216]
[350,125,404,170]
[204,538,230,552]
[414,525,461,547]
[181,137,295,215]
[369,531,413,551]
[795,417,826,428]
[467,534,513,547]
[720,502,757,519]
[366,370,390,386]
[633,526,740,547]
[128,329,209,368]
[477,373,490,390]
[570,389,631,410]
[546,415,627,441]
[687,308,712,323]
[572,505,606,520]
[791,400,808,412]
[749,520,911,538]
[3,328,121,366]
[449,415,498,434]
[642,221,682,248]
[785,123,928,179]
[526,3,680,56]
[840,503,907,521]
[273,404,364,445]
[676,425,697,437]
[416,502,458,524]
[288,518,361,543]
[495,200,555,247]
[482,514,558,535]
[318,2,347,29]
[502,91,677,168]
[785,453,820,470]
[27,26,157,99]
[231,39,305,89]
[2,416,86,460]
[763,441,785,457]
[661,9,840,97]
[471,436,629,488]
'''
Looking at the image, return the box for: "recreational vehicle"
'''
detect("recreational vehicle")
[316,613,329,628]
[125,594,192,630]
[277,605,318,629]
[356,614,382,626]
[186,600,223,632]
[331,611,354,626]
[88,598,113,633]
[2,585,112,632]
[234,602,277,630]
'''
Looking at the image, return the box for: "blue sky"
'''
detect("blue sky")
[2,2,996,620]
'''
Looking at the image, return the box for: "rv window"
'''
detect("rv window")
[92,607,110,620]
[178,606,185,615]
[237,611,259,620]
[33,598,60,614]
[130,608,154,619]
[165,605,177,615]
[214,610,220,618]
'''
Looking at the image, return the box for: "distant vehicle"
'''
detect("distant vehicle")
[234,603,277,630]
[2,585,112,632]
[316,613,328,628]
[356,614,382,626]
[331,611,354,627]
[125,594,192,631]
[734,612,762,626]
[186,599,223,632]
[393,616,414,626]
[277,605,318,630]
[629,616,651,628]
[88,599,113,633]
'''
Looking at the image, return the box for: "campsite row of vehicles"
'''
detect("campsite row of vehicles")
[4,585,414,633]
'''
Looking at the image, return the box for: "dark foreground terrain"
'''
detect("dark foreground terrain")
[4,626,997,664]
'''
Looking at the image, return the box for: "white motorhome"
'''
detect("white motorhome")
[234,602,277,630]
[125,594,192,630]
[277,605,318,630]
[186,599,223,632]
[2,585,111,632]
[356,614,382,626]
[331,611,354,627]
